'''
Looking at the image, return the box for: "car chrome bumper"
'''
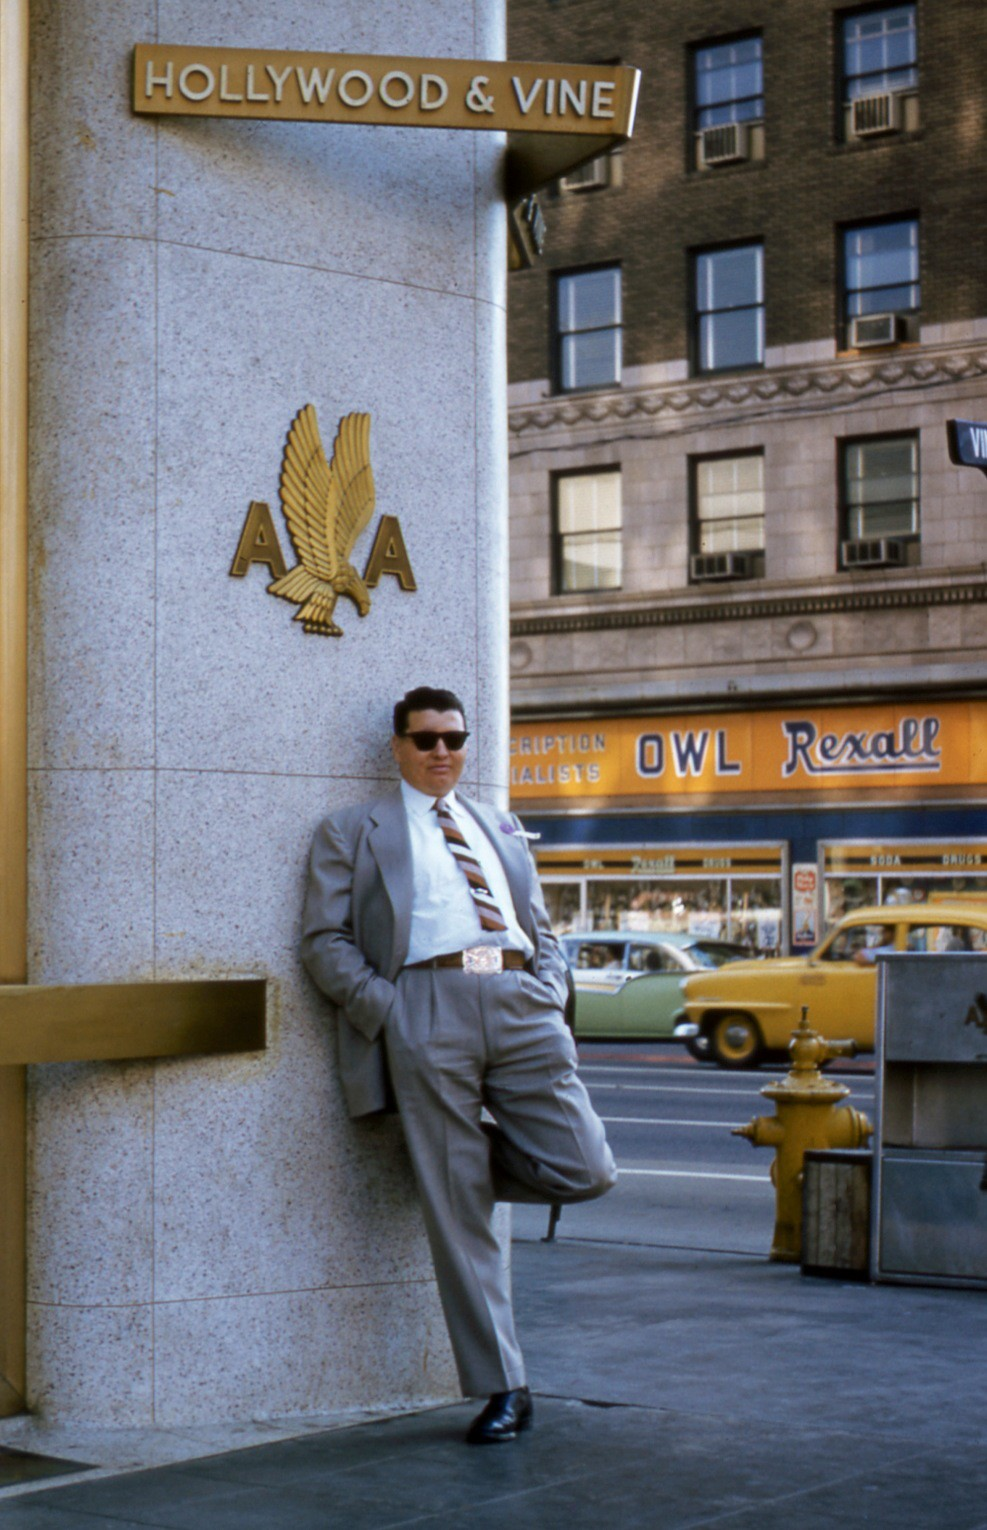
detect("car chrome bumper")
[672,1019,700,1040]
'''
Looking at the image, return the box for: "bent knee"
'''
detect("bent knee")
[571,1145,618,1203]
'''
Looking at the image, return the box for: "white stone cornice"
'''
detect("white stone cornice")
[508,341,987,438]
[510,567,987,636]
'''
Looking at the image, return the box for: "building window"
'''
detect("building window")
[842,5,917,103]
[690,453,765,580]
[693,244,764,373]
[554,267,622,393]
[843,218,919,345]
[554,469,622,593]
[694,34,763,130]
[841,435,919,555]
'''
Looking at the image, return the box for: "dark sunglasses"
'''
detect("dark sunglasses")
[402,730,470,752]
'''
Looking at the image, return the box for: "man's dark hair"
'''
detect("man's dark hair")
[393,687,467,736]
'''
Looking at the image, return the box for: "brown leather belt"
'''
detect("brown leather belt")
[406,947,528,973]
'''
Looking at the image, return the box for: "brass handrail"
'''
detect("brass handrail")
[0,980,268,1066]
[0,0,30,1416]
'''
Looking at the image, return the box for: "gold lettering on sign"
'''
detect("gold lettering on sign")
[364,514,417,591]
[420,74,448,110]
[133,47,641,140]
[229,500,287,579]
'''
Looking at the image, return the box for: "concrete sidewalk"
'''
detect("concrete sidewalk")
[1,1235,986,1528]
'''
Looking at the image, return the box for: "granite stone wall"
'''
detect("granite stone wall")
[27,0,507,1424]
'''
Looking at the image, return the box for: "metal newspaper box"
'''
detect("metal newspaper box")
[872,955,987,1288]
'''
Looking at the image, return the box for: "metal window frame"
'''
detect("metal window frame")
[689,448,767,553]
[690,30,764,134]
[840,1,918,102]
[552,263,623,395]
[839,214,920,344]
[838,430,920,550]
[691,241,765,376]
[688,448,766,570]
[551,464,623,595]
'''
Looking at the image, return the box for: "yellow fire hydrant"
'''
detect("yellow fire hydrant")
[732,1007,872,1263]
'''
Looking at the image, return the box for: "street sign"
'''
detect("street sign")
[946,419,987,478]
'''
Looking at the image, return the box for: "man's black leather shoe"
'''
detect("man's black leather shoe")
[466,1387,533,1444]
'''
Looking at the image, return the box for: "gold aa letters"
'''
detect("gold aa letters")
[230,501,288,580]
[364,515,416,591]
[230,406,416,638]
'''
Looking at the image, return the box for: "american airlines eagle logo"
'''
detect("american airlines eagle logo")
[230,403,417,637]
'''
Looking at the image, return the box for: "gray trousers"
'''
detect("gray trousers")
[384,965,617,1397]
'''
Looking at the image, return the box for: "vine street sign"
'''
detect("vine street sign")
[947,419,987,479]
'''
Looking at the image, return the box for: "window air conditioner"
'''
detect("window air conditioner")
[690,551,756,581]
[841,537,906,569]
[850,92,902,138]
[849,312,904,348]
[560,155,610,192]
[698,121,750,168]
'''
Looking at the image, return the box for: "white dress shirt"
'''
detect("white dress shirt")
[401,779,534,964]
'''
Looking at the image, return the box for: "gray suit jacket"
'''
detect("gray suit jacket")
[301,787,569,1118]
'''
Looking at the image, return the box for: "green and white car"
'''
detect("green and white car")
[560,931,752,1041]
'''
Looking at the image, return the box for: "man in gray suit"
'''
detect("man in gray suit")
[302,686,616,1444]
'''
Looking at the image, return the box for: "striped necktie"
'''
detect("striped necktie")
[433,798,508,933]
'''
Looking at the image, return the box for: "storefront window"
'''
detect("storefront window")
[585,878,721,933]
[725,880,782,951]
[541,869,784,953]
[541,882,583,933]
[822,843,987,934]
[825,877,880,924]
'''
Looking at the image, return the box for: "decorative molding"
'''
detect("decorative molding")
[510,577,987,636]
[509,344,987,437]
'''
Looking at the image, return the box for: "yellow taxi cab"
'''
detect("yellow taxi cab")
[676,898,987,1068]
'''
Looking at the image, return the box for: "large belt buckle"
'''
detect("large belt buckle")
[463,946,503,974]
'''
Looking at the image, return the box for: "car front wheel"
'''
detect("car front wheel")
[709,1012,762,1069]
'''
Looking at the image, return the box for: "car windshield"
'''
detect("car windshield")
[687,941,751,968]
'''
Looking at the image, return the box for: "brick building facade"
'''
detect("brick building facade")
[506,0,987,956]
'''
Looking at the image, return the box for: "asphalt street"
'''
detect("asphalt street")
[512,1041,878,1256]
